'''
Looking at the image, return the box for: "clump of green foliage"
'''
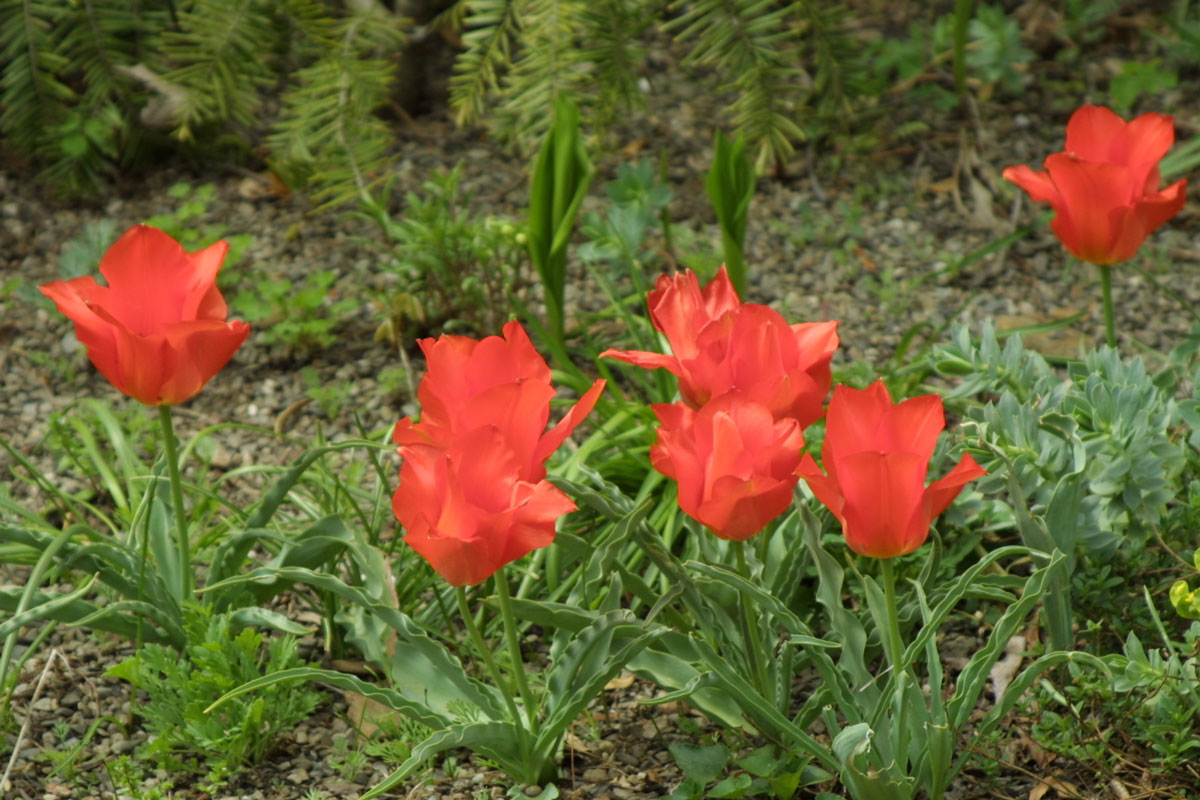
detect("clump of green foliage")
[107,606,322,789]
[368,162,529,336]
[232,268,358,353]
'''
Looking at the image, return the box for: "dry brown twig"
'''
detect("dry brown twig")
[0,648,72,793]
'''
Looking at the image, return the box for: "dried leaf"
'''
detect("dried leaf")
[346,691,394,738]
[1029,775,1081,800]
[564,732,594,755]
[604,670,635,691]
[990,634,1026,703]
[116,64,188,130]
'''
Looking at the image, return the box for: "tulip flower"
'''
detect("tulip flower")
[393,320,604,585]
[1003,105,1187,347]
[797,381,985,559]
[39,224,250,407]
[394,429,578,587]
[651,396,804,540]
[602,266,838,428]
[1003,105,1186,267]
[394,320,605,483]
[39,224,250,599]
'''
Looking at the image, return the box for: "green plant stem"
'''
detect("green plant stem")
[454,587,526,742]
[951,0,973,95]
[158,405,192,601]
[733,541,770,704]
[1097,264,1117,349]
[879,559,904,677]
[494,569,538,731]
[879,557,909,767]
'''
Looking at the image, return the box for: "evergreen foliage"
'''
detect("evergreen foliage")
[0,0,405,200]
[0,0,868,196]
[448,0,524,128]
[161,0,276,141]
[668,0,862,170]
[267,4,406,209]
[0,0,72,153]
[455,0,864,164]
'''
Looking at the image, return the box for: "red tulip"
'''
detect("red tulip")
[1003,105,1187,265]
[392,320,605,584]
[394,320,605,482]
[797,381,985,559]
[394,429,578,587]
[601,267,837,427]
[651,396,804,540]
[38,224,249,406]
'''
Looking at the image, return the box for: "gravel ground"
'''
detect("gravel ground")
[2,32,1199,800]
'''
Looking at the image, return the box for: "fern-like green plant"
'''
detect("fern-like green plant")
[449,0,523,127]
[577,0,652,128]
[795,1,867,125]
[490,0,583,149]
[450,0,649,151]
[43,0,156,193]
[267,5,405,210]
[670,0,803,171]
[1,0,868,199]
[159,0,275,141]
[0,1,74,153]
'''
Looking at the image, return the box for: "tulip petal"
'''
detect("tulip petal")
[39,277,122,381]
[1002,165,1063,208]
[648,403,693,482]
[533,378,607,471]
[482,480,575,575]
[475,320,553,388]
[1064,105,1131,162]
[645,267,740,361]
[1122,112,1176,164]
[701,265,742,319]
[918,453,988,529]
[451,380,556,476]
[823,382,892,468]
[599,348,687,378]
[884,393,946,460]
[1042,154,1135,264]
[797,453,846,521]
[1108,179,1189,263]
[699,474,798,540]
[157,319,251,405]
[835,449,928,558]
[90,305,170,403]
[187,239,234,321]
[647,271,709,359]
[96,225,214,336]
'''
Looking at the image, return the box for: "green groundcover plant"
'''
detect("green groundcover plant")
[5,97,1200,800]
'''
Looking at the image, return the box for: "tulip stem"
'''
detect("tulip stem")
[879,558,911,769]
[1097,264,1117,349]
[879,559,904,679]
[733,541,771,706]
[495,570,539,731]
[455,587,527,746]
[158,405,192,602]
